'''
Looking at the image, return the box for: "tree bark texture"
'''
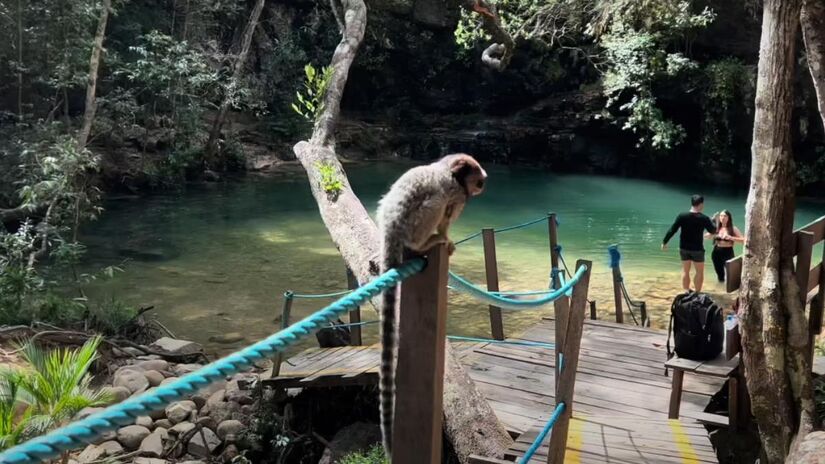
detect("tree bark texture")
[802,0,825,130]
[204,0,266,168]
[290,1,514,461]
[740,0,815,461]
[76,0,111,148]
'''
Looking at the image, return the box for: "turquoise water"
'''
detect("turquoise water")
[79,162,824,356]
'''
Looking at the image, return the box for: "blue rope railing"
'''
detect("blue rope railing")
[447,264,586,310]
[453,214,552,246]
[290,289,354,299]
[0,259,425,464]
[518,402,567,463]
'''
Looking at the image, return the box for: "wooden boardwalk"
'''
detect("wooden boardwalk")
[267,317,725,462]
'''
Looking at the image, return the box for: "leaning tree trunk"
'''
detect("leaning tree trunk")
[740,0,816,461]
[802,0,825,130]
[204,0,266,169]
[290,1,513,461]
[77,0,110,148]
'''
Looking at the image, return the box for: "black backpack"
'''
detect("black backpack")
[666,292,724,362]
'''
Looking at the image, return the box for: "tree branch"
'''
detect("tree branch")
[289,1,513,460]
[802,0,825,130]
[460,0,515,71]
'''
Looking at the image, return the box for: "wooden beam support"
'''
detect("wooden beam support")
[393,244,449,464]
[546,259,591,464]
[482,228,505,340]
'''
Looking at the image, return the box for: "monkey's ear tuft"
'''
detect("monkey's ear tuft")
[449,157,470,174]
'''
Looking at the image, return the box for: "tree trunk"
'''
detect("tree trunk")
[290,1,513,461]
[16,0,23,120]
[802,0,825,129]
[740,0,815,462]
[204,0,266,168]
[76,0,111,148]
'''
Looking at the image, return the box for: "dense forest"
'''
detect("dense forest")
[2,0,825,462]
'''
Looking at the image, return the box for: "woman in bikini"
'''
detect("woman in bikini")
[706,210,745,282]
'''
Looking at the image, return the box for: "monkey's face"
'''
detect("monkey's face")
[446,154,487,197]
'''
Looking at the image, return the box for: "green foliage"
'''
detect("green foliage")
[315,162,344,196]
[700,58,754,170]
[0,337,111,451]
[339,445,388,464]
[598,2,714,150]
[291,64,334,122]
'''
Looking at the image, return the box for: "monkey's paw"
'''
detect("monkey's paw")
[447,241,456,256]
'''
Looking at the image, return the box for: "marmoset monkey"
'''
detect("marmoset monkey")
[375,153,487,457]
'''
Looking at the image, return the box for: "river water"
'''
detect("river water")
[79,162,823,356]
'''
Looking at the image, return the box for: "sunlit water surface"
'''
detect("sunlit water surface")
[79,163,823,356]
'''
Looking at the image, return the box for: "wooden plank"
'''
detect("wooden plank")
[547,259,591,464]
[726,256,743,293]
[393,244,449,464]
[483,228,505,341]
[548,214,569,392]
[798,214,825,243]
[810,263,822,294]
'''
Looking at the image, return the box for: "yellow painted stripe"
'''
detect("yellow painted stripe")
[668,419,700,462]
[566,415,584,464]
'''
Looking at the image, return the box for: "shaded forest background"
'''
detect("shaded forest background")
[1,0,824,204]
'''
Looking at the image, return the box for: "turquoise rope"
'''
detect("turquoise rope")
[446,335,555,349]
[328,320,380,328]
[0,259,425,464]
[454,230,483,246]
[290,289,354,299]
[518,402,567,463]
[447,265,586,310]
[492,216,547,233]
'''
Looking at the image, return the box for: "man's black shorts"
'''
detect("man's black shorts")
[679,249,705,262]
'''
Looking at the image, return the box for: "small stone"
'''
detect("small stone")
[136,416,154,429]
[133,459,168,464]
[144,370,165,387]
[221,444,239,463]
[217,419,241,440]
[166,400,197,424]
[99,440,124,456]
[138,431,164,457]
[154,419,173,429]
[77,444,105,463]
[121,347,144,357]
[90,430,118,445]
[196,416,217,432]
[160,377,178,386]
[103,386,132,403]
[137,355,163,361]
[114,370,149,394]
[150,337,202,356]
[135,359,170,372]
[173,363,202,376]
[206,389,226,407]
[187,428,221,457]
[76,407,104,420]
[117,425,151,450]
[170,421,196,436]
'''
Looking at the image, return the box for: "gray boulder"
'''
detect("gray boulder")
[187,428,221,458]
[116,425,151,450]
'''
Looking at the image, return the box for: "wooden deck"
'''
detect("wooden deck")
[267,317,725,462]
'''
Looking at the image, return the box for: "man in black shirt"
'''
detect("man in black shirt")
[662,194,717,292]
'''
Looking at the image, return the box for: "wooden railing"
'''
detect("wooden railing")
[725,214,825,361]
[481,213,575,340]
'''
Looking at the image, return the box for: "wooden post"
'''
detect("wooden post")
[808,245,825,367]
[549,213,570,390]
[482,228,505,340]
[610,246,624,324]
[639,301,648,327]
[346,268,362,346]
[796,231,815,306]
[271,292,294,378]
[393,244,449,464]
[589,300,597,320]
[547,259,591,464]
